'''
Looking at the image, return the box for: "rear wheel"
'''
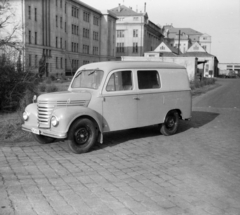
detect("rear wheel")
[68,118,97,154]
[160,111,179,136]
[32,133,55,144]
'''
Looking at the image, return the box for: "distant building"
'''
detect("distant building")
[181,42,218,77]
[3,0,117,76]
[144,40,181,57]
[163,25,211,54]
[218,63,240,75]
[110,3,164,59]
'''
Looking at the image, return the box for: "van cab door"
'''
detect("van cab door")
[102,70,137,132]
[136,70,165,127]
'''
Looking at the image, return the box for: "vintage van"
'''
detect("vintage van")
[22,61,192,154]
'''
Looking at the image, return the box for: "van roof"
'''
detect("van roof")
[79,61,185,71]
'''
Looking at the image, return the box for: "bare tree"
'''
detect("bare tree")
[0,0,21,44]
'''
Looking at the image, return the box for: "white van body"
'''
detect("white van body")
[22,61,192,153]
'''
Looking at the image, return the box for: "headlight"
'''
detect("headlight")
[33,95,37,103]
[51,116,59,127]
[23,111,29,121]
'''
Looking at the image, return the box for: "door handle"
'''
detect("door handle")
[133,97,140,100]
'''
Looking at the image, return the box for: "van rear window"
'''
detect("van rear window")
[137,70,160,89]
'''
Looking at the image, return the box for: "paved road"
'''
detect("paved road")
[1,79,240,215]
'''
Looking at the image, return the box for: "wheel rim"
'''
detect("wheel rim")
[74,126,91,145]
[165,115,176,131]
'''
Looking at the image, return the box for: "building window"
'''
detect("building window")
[34,8,37,21]
[93,46,98,55]
[56,57,58,69]
[117,30,124,38]
[72,7,79,18]
[56,0,58,6]
[83,45,89,54]
[83,11,90,22]
[65,58,67,69]
[29,30,31,44]
[65,41,67,50]
[65,22,67,32]
[65,3,67,13]
[83,28,89,38]
[133,42,138,53]
[93,31,98,41]
[56,15,58,27]
[72,24,79,35]
[60,0,62,8]
[29,54,31,67]
[60,17,62,28]
[60,57,63,69]
[71,42,79,52]
[35,55,38,68]
[160,46,165,50]
[35,32,37,44]
[93,16,99,26]
[60,38,62,49]
[28,6,31,19]
[133,29,138,37]
[56,37,58,48]
[117,43,124,53]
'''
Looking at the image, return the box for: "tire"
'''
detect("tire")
[160,111,179,136]
[32,133,55,144]
[68,118,97,154]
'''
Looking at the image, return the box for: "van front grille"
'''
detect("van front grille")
[37,100,88,128]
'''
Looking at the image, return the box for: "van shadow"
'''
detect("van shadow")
[92,111,219,151]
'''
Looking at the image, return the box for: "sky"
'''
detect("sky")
[85,0,240,63]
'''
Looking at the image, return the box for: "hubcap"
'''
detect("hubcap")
[75,127,90,145]
[166,116,175,129]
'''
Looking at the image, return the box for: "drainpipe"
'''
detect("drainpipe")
[178,30,181,55]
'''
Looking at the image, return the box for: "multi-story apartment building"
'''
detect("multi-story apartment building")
[163,25,211,54]
[4,0,117,76]
[110,4,164,59]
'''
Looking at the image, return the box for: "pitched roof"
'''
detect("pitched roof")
[165,27,203,36]
[180,52,215,58]
[110,4,144,16]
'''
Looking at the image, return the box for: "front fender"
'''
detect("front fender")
[22,103,38,127]
[51,106,103,135]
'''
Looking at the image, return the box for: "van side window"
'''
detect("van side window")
[137,70,160,89]
[106,70,133,91]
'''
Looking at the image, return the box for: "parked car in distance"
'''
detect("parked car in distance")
[22,61,192,154]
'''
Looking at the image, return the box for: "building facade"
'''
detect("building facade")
[110,4,164,59]
[5,0,117,76]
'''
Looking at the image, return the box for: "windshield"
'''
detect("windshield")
[71,69,104,89]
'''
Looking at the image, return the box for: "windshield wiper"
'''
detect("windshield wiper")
[88,68,99,76]
[75,70,83,78]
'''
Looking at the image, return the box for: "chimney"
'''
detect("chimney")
[144,2,146,13]
[118,4,121,12]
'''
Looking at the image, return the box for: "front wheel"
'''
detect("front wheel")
[32,133,55,144]
[160,111,179,136]
[68,118,97,154]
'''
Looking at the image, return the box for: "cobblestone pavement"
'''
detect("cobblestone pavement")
[1,80,240,215]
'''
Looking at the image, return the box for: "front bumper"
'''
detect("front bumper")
[22,124,67,139]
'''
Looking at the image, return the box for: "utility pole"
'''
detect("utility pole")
[178,30,181,55]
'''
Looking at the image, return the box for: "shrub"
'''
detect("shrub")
[0,62,39,113]
[50,74,56,81]
[45,77,52,84]
[39,83,47,92]
[46,85,58,92]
